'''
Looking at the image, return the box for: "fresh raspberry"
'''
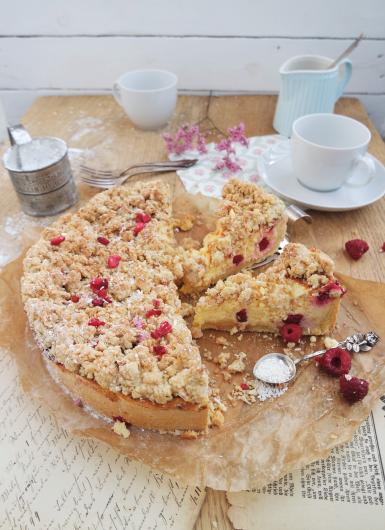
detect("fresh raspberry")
[145,308,162,318]
[133,222,145,236]
[88,318,105,327]
[70,294,80,303]
[345,239,369,260]
[152,299,161,308]
[283,313,303,324]
[107,255,121,269]
[280,323,302,343]
[153,345,167,357]
[240,383,249,390]
[318,347,351,376]
[90,277,109,293]
[97,236,110,245]
[50,235,65,246]
[258,237,269,251]
[340,375,369,403]
[151,321,173,339]
[232,254,244,266]
[136,212,151,224]
[236,309,248,322]
[92,297,105,307]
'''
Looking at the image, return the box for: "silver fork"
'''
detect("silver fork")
[79,159,198,188]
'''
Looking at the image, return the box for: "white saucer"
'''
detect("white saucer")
[259,152,385,211]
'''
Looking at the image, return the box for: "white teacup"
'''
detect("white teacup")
[113,69,178,130]
[291,113,375,192]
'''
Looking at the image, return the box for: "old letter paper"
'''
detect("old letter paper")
[228,396,385,530]
[0,348,205,530]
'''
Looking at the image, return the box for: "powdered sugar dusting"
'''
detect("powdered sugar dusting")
[255,380,288,401]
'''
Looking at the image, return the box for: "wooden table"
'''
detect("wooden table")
[1,95,384,530]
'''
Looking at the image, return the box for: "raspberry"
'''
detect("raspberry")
[145,308,162,318]
[152,299,161,308]
[92,297,105,307]
[151,321,173,339]
[70,294,80,303]
[315,281,346,306]
[107,255,121,269]
[97,236,110,245]
[318,347,351,376]
[136,212,151,224]
[345,239,369,260]
[280,323,302,343]
[153,345,167,357]
[340,375,369,403]
[236,309,248,322]
[283,313,303,324]
[50,235,65,246]
[232,254,244,266]
[258,237,269,251]
[240,383,249,390]
[88,318,105,327]
[90,277,108,293]
[133,222,145,236]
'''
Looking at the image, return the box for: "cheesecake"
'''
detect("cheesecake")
[21,181,209,433]
[181,179,287,293]
[192,243,345,337]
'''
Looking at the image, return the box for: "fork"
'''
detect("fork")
[79,159,198,188]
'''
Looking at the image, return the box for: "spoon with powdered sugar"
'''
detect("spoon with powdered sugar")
[253,331,380,385]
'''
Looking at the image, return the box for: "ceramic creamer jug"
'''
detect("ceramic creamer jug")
[273,55,352,137]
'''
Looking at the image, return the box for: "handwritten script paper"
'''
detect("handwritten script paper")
[227,396,385,530]
[0,348,205,530]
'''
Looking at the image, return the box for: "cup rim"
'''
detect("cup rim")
[292,113,371,151]
[116,69,178,93]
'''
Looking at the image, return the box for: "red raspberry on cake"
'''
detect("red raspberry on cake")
[280,323,302,343]
[318,347,351,376]
[345,239,369,260]
[339,374,369,403]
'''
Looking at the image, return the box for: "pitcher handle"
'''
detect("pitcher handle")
[7,124,32,146]
[335,59,352,100]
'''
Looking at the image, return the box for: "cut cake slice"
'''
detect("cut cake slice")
[181,179,287,293]
[192,243,345,338]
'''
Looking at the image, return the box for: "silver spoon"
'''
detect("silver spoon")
[253,331,380,385]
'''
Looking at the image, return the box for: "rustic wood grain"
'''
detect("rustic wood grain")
[1,95,384,530]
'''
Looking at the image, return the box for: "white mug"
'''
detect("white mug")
[113,69,178,130]
[291,113,375,192]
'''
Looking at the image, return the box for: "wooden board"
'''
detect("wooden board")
[1,94,384,530]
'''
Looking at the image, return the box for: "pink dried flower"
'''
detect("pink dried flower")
[215,154,241,173]
[163,124,207,155]
[137,331,150,343]
[228,122,249,147]
[216,138,234,153]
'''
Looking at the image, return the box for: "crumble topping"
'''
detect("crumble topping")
[22,181,208,406]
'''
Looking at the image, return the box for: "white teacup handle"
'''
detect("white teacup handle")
[345,154,376,187]
[112,82,122,106]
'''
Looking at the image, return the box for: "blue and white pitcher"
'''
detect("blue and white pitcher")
[273,55,352,137]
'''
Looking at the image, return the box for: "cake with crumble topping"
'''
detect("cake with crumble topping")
[21,181,209,432]
[192,243,345,337]
[181,179,287,293]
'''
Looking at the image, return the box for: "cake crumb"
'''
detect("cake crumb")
[112,420,131,439]
[324,336,339,349]
[180,302,194,317]
[223,372,232,382]
[215,336,230,347]
[216,351,231,369]
[310,336,317,343]
[228,352,246,373]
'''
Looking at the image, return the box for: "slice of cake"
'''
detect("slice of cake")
[22,181,209,433]
[181,179,287,293]
[192,243,345,338]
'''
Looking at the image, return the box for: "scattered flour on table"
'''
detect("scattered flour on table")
[69,116,104,142]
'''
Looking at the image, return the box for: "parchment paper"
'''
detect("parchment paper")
[1,175,385,492]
